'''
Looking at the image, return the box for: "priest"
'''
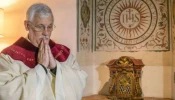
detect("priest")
[0,3,87,100]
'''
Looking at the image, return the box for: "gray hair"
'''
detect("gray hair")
[26,3,54,22]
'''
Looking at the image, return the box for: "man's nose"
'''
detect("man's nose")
[42,28,49,36]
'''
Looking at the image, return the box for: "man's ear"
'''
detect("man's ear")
[24,20,29,31]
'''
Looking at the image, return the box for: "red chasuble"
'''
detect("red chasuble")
[1,37,70,68]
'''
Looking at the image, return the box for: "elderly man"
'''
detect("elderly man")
[0,3,87,100]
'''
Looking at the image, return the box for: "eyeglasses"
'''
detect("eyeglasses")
[28,21,56,32]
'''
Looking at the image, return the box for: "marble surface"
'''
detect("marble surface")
[82,95,172,100]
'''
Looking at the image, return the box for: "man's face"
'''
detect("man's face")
[26,14,54,47]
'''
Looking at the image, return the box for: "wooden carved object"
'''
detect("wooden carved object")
[106,56,144,100]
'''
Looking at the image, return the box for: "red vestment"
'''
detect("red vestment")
[1,37,70,68]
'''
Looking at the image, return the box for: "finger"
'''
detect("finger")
[37,51,43,64]
[48,45,56,67]
[39,39,44,51]
[48,45,52,55]
[48,46,55,60]
[43,38,49,45]
[39,39,44,47]
[39,43,49,67]
[44,43,48,54]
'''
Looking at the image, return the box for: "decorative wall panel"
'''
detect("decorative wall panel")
[95,0,170,51]
[77,0,93,52]
[173,0,175,50]
[77,0,170,52]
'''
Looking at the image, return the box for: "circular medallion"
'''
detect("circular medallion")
[104,0,157,45]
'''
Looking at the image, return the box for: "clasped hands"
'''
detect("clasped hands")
[37,39,56,69]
